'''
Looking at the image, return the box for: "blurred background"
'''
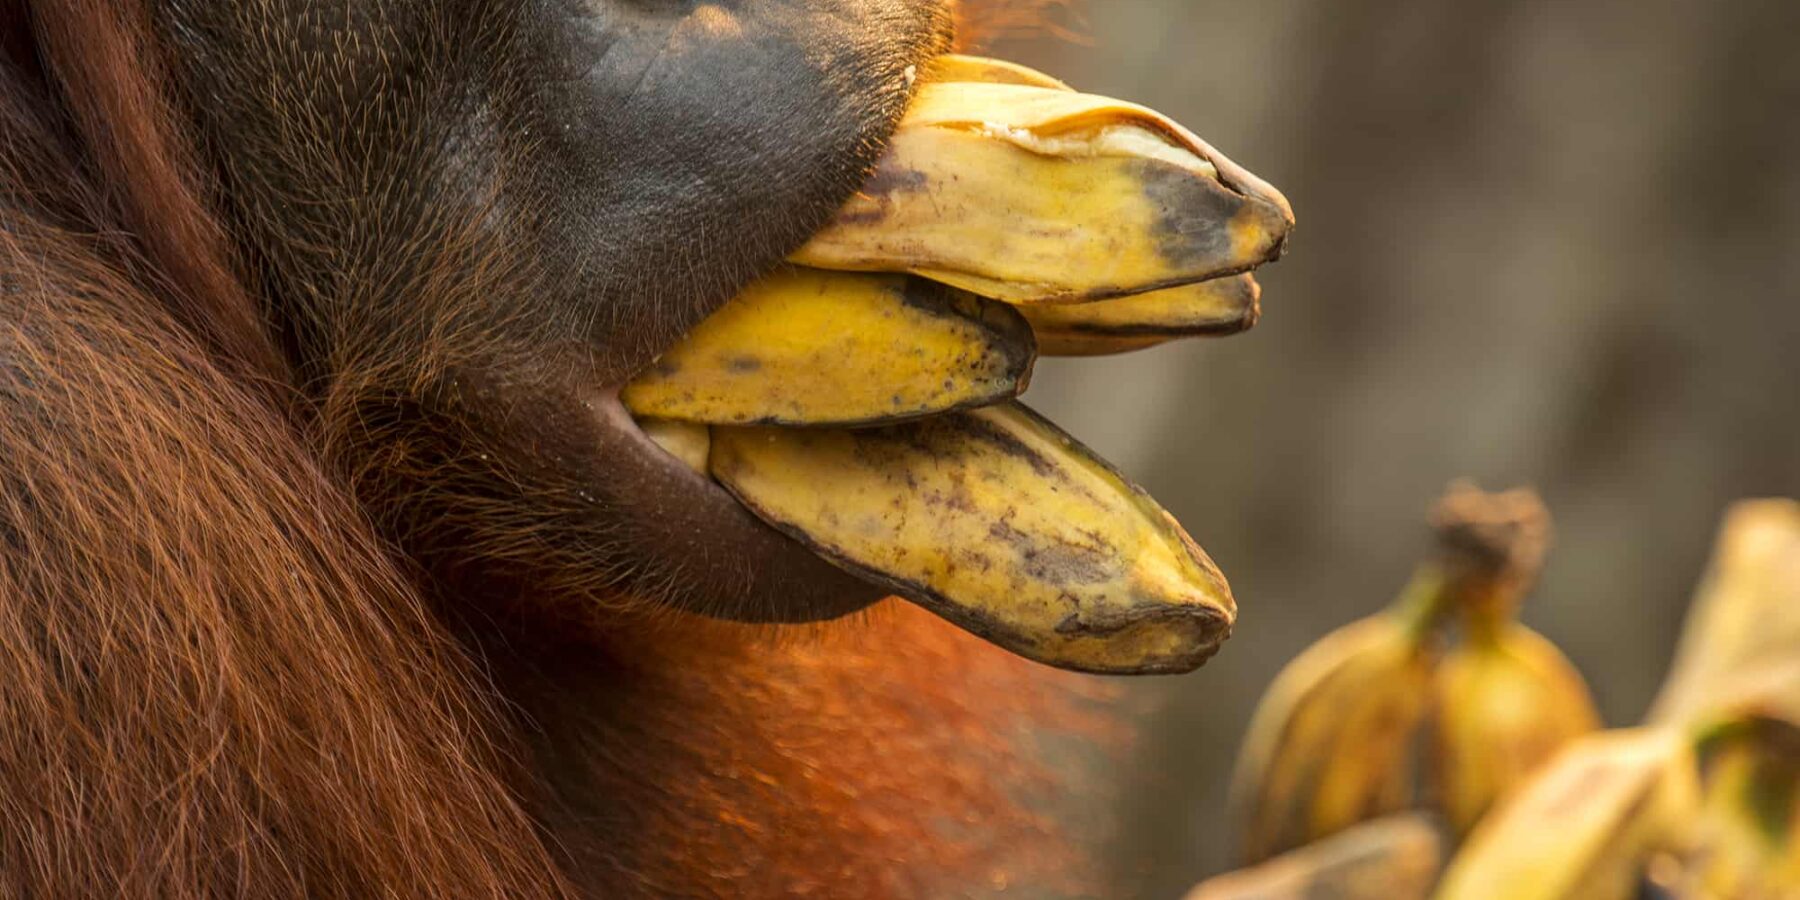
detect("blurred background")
[977,1,1799,895]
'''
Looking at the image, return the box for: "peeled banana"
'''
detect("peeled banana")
[709,402,1234,674]
[621,268,1033,426]
[1430,620,1600,836]
[1435,727,1700,900]
[1022,274,1261,356]
[790,81,1293,304]
[1230,570,1446,862]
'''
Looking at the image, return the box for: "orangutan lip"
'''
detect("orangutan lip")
[601,390,708,484]
[586,388,886,624]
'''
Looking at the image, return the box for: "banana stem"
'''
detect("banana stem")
[1428,480,1552,637]
[1388,565,1456,644]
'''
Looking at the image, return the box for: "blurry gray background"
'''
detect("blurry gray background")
[982,1,1800,896]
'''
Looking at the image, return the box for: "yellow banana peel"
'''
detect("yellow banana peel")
[1639,663,1800,899]
[1230,571,1446,863]
[1435,727,1700,900]
[1022,274,1261,356]
[707,401,1234,674]
[622,268,1033,426]
[1650,499,1800,727]
[1430,622,1600,836]
[1684,718,1800,899]
[791,81,1293,303]
[1185,814,1444,900]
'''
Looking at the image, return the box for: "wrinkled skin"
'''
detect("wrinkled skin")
[161,0,953,623]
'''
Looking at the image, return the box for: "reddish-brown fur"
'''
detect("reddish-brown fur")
[0,2,1112,897]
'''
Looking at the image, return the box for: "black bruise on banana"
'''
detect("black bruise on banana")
[1138,158,1247,272]
[709,403,1235,675]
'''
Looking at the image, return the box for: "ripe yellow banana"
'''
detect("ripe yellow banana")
[790,80,1293,304]
[615,53,1293,674]
[707,401,1234,674]
[1430,621,1600,837]
[1022,274,1261,356]
[1649,499,1800,726]
[1420,482,1594,836]
[1434,727,1700,900]
[1184,814,1444,900]
[1229,570,1446,863]
[621,267,1033,426]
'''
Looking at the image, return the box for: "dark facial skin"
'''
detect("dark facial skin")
[156,0,957,626]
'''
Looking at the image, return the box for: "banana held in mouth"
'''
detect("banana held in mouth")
[790,80,1293,304]
[1023,273,1262,356]
[710,403,1234,674]
[622,268,1034,426]
[623,56,1295,675]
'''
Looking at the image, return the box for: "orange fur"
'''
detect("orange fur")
[0,3,1118,897]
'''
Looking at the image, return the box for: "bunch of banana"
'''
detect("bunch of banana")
[1665,682,1800,900]
[1185,813,1445,900]
[1641,502,1800,898]
[1433,500,1800,900]
[1230,483,1598,861]
[1426,484,1600,836]
[1649,499,1800,725]
[620,54,1294,674]
[1228,567,1448,863]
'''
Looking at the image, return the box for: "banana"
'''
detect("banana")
[1680,716,1800,899]
[610,52,1297,674]
[1022,274,1261,356]
[1430,621,1600,837]
[1644,504,1800,898]
[1649,499,1800,726]
[1641,663,1800,899]
[1430,501,1799,899]
[620,268,1034,426]
[1423,483,1594,835]
[1184,813,1444,900]
[1434,727,1700,900]
[1230,571,1446,863]
[638,417,710,474]
[789,80,1293,304]
[706,401,1234,674]
[923,53,1073,90]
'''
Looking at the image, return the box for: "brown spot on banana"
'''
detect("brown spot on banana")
[707,401,1234,674]
[791,82,1293,303]
[621,267,1034,427]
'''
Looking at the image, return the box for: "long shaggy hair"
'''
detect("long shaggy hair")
[0,1,1116,897]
